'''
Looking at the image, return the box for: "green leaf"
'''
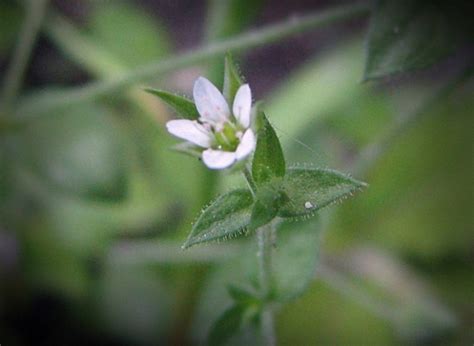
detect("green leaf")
[15,103,128,201]
[205,0,265,43]
[272,218,322,301]
[223,53,244,104]
[227,286,260,306]
[278,168,367,218]
[88,2,171,67]
[250,185,289,230]
[144,88,199,120]
[208,305,246,346]
[252,113,285,186]
[183,189,254,248]
[364,0,471,80]
[0,2,21,54]
[171,142,202,158]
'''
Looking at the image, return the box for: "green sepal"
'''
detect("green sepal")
[252,112,285,187]
[223,53,244,104]
[250,100,264,130]
[182,189,253,248]
[144,88,199,120]
[170,142,202,158]
[278,167,367,218]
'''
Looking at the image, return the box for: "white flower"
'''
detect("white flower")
[166,77,256,169]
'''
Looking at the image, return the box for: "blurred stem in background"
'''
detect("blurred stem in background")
[13,2,369,120]
[0,0,49,113]
[44,10,168,124]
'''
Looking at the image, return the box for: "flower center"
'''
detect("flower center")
[213,122,242,151]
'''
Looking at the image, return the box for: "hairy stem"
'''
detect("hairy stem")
[14,3,369,120]
[0,0,49,113]
[257,223,276,346]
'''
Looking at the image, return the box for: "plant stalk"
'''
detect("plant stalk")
[14,3,369,120]
[0,0,49,113]
[243,166,257,196]
[257,223,276,346]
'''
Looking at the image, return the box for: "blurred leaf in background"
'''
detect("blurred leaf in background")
[0,1,21,55]
[1,0,473,344]
[14,104,127,201]
[87,1,171,69]
[364,0,473,80]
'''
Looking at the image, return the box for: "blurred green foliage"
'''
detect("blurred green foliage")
[87,1,171,68]
[1,1,472,345]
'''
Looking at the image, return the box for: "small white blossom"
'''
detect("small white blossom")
[166,77,256,169]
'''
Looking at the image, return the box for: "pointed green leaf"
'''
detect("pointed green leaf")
[223,53,244,104]
[144,88,199,120]
[183,189,253,248]
[278,168,367,218]
[250,100,264,128]
[208,305,246,346]
[249,185,289,230]
[364,0,471,80]
[171,142,202,158]
[252,113,285,186]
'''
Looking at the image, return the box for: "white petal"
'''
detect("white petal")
[202,149,236,169]
[235,129,256,160]
[193,77,230,124]
[232,84,251,128]
[166,119,212,148]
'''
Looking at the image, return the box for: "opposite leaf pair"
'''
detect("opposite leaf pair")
[145,54,367,248]
[182,114,366,248]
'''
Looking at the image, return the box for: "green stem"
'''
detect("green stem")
[243,166,257,195]
[0,0,49,113]
[257,223,276,346]
[44,11,125,78]
[14,3,369,120]
[244,162,276,344]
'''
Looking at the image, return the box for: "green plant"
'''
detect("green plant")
[1,0,472,345]
[146,55,367,344]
